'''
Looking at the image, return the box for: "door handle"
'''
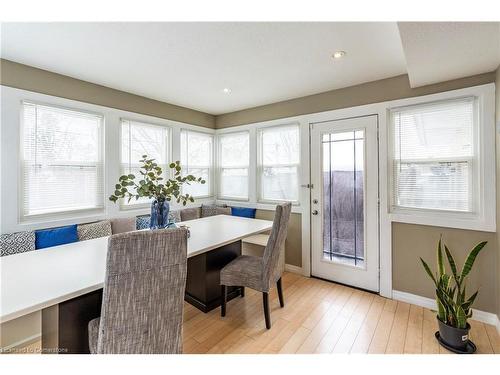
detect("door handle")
[312,210,319,215]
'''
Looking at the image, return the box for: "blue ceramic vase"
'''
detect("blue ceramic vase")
[150,199,170,230]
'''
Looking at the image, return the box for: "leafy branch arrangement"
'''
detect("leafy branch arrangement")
[420,238,487,329]
[109,155,205,205]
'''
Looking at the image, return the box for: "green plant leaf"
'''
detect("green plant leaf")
[462,290,478,312]
[109,154,204,205]
[456,306,467,329]
[420,258,437,286]
[444,244,459,286]
[460,241,487,281]
[437,237,445,277]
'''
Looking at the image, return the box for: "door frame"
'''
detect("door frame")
[299,84,494,300]
[308,115,380,292]
[298,103,392,299]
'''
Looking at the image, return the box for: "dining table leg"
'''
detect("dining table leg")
[41,289,102,354]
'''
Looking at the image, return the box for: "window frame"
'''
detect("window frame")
[19,100,105,221]
[118,117,172,210]
[387,90,495,232]
[389,96,479,215]
[257,123,301,204]
[180,129,214,199]
[216,130,250,201]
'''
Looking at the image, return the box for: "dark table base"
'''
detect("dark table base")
[185,240,242,313]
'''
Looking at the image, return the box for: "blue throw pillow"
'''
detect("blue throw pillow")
[136,215,151,230]
[231,207,257,218]
[35,225,79,250]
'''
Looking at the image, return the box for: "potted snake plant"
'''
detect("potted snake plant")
[420,237,487,353]
[109,155,205,229]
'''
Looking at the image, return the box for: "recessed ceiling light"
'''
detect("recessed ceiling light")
[223,88,231,94]
[332,51,346,59]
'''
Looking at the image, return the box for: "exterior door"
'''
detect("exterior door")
[310,115,379,292]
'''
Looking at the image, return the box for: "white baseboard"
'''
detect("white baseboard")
[285,264,303,274]
[393,290,500,332]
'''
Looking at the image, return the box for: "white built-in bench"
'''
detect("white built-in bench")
[242,233,285,270]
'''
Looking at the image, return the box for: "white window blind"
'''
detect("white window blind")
[121,119,169,206]
[391,97,476,212]
[21,102,104,218]
[180,130,213,197]
[258,124,300,202]
[218,131,249,200]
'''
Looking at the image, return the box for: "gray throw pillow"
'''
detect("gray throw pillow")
[77,220,112,241]
[201,204,231,218]
[110,217,136,234]
[180,207,200,221]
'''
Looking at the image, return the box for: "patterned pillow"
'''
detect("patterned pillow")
[180,207,200,221]
[77,220,112,241]
[0,231,35,257]
[201,204,231,218]
[136,215,151,230]
[168,210,181,223]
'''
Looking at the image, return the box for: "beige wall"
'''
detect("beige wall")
[0,59,215,129]
[392,223,497,313]
[216,72,496,128]
[255,210,302,267]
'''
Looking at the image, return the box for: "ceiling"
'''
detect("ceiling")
[1,22,499,115]
[398,22,500,87]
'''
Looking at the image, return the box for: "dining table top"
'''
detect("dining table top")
[0,215,273,323]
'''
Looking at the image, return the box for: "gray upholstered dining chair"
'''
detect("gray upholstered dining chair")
[88,228,188,354]
[220,202,292,329]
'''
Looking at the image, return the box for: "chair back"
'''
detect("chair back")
[262,202,292,290]
[96,228,187,354]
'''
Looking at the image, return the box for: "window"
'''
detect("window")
[121,119,169,206]
[180,130,213,197]
[258,124,300,202]
[390,97,476,213]
[21,102,104,218]
[218,131,250,200]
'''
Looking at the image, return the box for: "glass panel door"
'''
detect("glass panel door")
[322,130,365,268]
[310,115,379,292]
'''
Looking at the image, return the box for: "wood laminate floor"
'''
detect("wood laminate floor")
[12,272,500,354]
[182,272,500,354]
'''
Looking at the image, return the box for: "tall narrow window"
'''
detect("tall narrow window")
[322,130,365,267]
[258,124,300,203]
[21,102,104,218]
[121,119,169,206]
[391,97,476,212]
[218,131,250,200]
[180,130,213,197]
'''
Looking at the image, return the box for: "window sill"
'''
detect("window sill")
[389,210,496,232]
[216,199,302,214]
[16,209,106,232]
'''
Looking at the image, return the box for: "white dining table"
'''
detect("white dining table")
[0,215,272,323]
